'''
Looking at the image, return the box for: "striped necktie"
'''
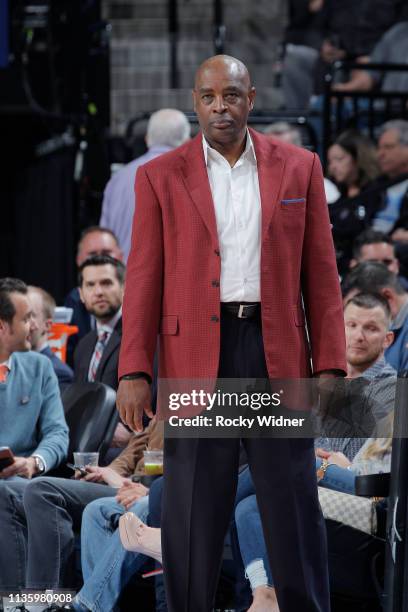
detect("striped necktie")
[88,329,109,382]
[0,364,9,383]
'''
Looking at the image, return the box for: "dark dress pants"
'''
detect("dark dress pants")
[162,309,330,612]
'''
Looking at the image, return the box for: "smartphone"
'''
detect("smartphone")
[0,447,15,471]
[66,462,88,477]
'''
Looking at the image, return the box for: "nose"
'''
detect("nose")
[213,95,226,113]
[30,316,39,333]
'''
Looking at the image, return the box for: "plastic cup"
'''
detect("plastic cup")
[73,452,99,468]
[143,450,163,475]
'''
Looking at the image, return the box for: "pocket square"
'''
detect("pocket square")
[281,198,306,205]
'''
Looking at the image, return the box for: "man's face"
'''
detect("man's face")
[377,129,408,178]
[76,232,123,267]
[345,303,393,369]
[0,293,36,355]
[192,59,255,149]
[357,243,399,275]
[27,290,49,350]
[79,264,123,322]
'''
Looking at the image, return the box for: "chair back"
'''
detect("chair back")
[62,382,118,464]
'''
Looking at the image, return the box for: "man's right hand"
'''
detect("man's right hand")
[117,378,153,433]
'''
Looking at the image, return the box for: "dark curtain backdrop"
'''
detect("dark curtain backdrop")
[11,148,77,304]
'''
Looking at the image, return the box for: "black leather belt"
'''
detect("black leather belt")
[221,302,260,319]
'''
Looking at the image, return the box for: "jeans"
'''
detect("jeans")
[233,460,357,595]
[0,477,30,590]
[235,494,273,586]
[76,495,149,612]
[0,476,116,591]
[316,458,356,494]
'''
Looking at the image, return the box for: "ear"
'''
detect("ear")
[384,330,394,349]
[78,287,85,304]
[349,259,357,269]
[380,287,393,302]
[248,87,256,111]
[192,89,197,113]
[44,318,53,335]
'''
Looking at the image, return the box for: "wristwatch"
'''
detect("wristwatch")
[316,459,330,482]
[33,455,45,474]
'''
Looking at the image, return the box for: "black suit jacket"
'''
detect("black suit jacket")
[73,318,122,391]
[40,345,74,389]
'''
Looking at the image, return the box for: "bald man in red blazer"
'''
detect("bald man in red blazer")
[118,56,346,612]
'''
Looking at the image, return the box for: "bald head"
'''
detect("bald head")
[194,55,252,90]
[192,55,255,162]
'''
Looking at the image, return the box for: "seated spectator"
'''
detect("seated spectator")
[334,21,408,94]
[317,292,395,454]
[349,229,408,289]
[6,418,162,594]
[0,278,69,592]
[64,226,124,366]
[327,130,380,271]
[342,262,408,371]
[263,121,303,146]
[264,120,340,204]
[74,254,130,456]
[370,120,408,240]
[100,108,191,261]
[328,130,380,200]
[281,0,325,110]
[233,428,392,608]
[27,284,74,389]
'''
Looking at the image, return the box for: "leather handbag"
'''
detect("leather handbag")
[318,486,378,535]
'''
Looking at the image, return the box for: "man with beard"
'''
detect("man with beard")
[74,254,130,453]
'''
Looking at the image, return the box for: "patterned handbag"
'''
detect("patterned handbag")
[318,486,378,535]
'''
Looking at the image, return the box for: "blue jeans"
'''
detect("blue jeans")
[76,495,149,612]
[316,458,356,494]
[234,460,357,593]
[235,494,273,586]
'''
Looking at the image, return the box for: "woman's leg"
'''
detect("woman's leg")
[315,458,356,494]
[76,496,149,612]
[235,495,279,611]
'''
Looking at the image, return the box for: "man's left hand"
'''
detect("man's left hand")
[0,456,37,479]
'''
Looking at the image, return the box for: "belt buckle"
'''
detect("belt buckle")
[238,304,247,319]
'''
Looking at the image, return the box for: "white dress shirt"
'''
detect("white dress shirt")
[203,132,261,302]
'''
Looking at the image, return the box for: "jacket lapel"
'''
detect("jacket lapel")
[79,332,97,381]
[179,134,219,247]
[250,128,285,243]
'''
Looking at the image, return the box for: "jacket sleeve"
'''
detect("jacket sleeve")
[119,165,163,380]
[34,361,69,471]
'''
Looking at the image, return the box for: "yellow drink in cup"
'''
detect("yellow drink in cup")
[143,450,163,475]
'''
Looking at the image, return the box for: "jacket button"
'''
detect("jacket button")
[211,315,219,322]
[211,280,220,287]
[214,249,220,256]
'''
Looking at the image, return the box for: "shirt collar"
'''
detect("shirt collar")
[392,299,408,330]
[360,356,392,380]
[95,307,122,336]
[0,356,12,370]
[202,129,257,167]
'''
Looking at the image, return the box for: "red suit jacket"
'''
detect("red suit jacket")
[119,129,346,382]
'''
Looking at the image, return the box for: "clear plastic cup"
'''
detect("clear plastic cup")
[143,450,163,475]
[73,452,99,468]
